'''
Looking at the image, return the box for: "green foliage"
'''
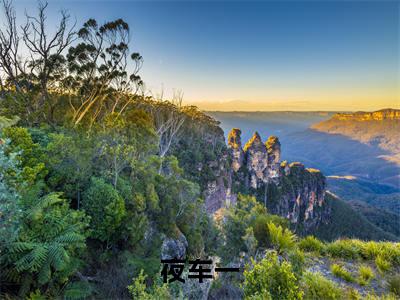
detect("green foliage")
[357,265,374,286]
[220,194,266,261]
[99,111,157,187]
[0,115,19,130]
[0,140,22,243]
[288,249,305,277]
[325,239,361,260]
[330,264,354,283]
[267,222,297,254]
[252,213,288,248]
[46,132,94,207]
[388,275,400,297]
[243,227,258,257]
[2,126,47,185]
[364,293,398,300]
[320,239,400,271]
[348,200,400,238]
[243,251,302,300]
[2,190,87,297]
[63,281,94,300]
[299,236,325,253]
[314,194,396,242]
[127,270,171,300]
[302,272,342,300]
[375,255,391,273]
[82,177,126,243]
[345,288,362,300]
[171,105,227,190]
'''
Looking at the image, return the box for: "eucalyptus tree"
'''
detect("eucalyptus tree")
[66,18,143,126]
[0,0,76,124]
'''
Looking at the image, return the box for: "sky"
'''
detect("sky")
[10,0,400,111]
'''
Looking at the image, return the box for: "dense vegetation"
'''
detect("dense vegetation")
[0,1,399,299]
[314,193,398,242]
[0,2,223,297]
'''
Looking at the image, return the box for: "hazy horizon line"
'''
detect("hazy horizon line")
[201,107,399,113]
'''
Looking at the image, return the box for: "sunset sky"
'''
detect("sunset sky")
[12,0,400,111]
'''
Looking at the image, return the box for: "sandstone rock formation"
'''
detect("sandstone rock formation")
[227,128,244,172]
[203,127,329,234]
[243,132,269,188]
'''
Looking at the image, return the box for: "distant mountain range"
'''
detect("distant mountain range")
[312,109,400,165]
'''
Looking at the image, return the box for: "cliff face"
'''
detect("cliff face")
[227,129,329,233]
[173,111,330,234]
[279,163,328,232]
[312,108,400,165]
[201,127,330,233]
[330,109,400,121]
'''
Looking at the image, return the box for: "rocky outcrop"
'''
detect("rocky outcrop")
[161,231,188,260]
[276,163,328,232]
[243,132,269,188]
[266,135,281,179]
[227,128,244,172]
[180,120,330,233]
[266,135,281,165]
[226,128,329,233]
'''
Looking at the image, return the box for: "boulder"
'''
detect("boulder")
[161,232,188,260]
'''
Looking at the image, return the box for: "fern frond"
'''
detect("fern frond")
[15,245,47,273]
[37,260,51,285]
[18,273,33,297]
[9,242,35,253]
[55,232,84,245]
[47,243,68,271]
[63,281,93,300]
[36,193,64,210]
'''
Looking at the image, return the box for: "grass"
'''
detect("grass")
[302,272,342,300]
[375,255,391,274]
[330,264,355,283]
[299,236,325,253]
[325,239,361,260]
[388,275,400,297]
[357,265,374,286]
[301,237,400,270]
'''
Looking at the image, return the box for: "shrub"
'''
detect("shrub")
[326,239,361,260]
[243,251,302,300]
[252,214,289,248]
[302,272,342,300]
[128,269,171,299]
[299,236,324,253]
[375,255,391,274]
[288,249,305,277]
[345,288,362,300]
[380,243,400,266]
[358,242,400,267]
[357,265,374,286]
[267,222,296,254]
[388,275,400,297]
[82,177,126,243]
[330,264,354,283]
[360,241,381,260]
[253,215,270,247]
[364,293,398,300]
